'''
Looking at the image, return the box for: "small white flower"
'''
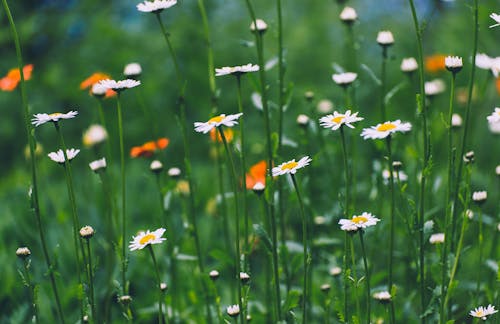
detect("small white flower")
[209,270,220,280]
[382,169,408,183]
[429,233,445,244]
[272,156,312,176]
[317,99,334,114]
[332,72,357,86]
[476,53,493,70]
[472,191,487,203]
[339,212,380,232]
[98,79,140,92]
[490,58,500,78]
[445,56,463,73]
[91,83,108,96]
[376,30,394,46]
[227,304,240,317]
[16,247,31,257]
[361,120,412,140]
[470,304,498,320]
[401,57,418,73]
[83,124,108,147]
[48,149,80,164]
[168,167,181,178]
[373,291,392,302]
[194,113,243,134]
[451,113,462,127]
[489,119,500,134]
[252,182,265,192]
[124,62,142,77]
[496,165,500,176]
[89,158,107,172]
[489,13,500,28]
[251,92,263,111]
[137,0,177,13]
[239,272,250,283]
[32,111,78,127]
[150,160,163,172]
[425,79,446,96]
[487,107,500,124]
[296,114,310,126]
[215,64,259,77]
[319,110,363,131]
[339,7,357,23]
[329,266,342,276]
[466,209,474,220]
[250,19,268,32]
[129,228,166,251]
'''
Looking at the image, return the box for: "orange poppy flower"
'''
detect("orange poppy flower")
[130,137,170,158]
[80,72,116,98]
[245,160,267,190]
[425,54,446,73]
[496,78,500,95]
[209,127,234,143]
[0,64,33,91]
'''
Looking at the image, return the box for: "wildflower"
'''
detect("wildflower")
[382,169,408,183]
[472,191,487,205]
[470,304,498,320]
[320,284,331,293]
[319,110,363,131]
[476,53,493,70]
[0,64,33,91]
[175,180,190,196]
[160,283,168,291]
[137,0,177,13]
[491,58,500,78]
[392,160,403,171]
[168,167,181,179]
[373,291,392,303]
[466,209,474,220]
[83,124,108,147]
[425,79,446,96]
[487,107,500,124]
[425,54,446,73]
[463,151,475,164]
[496,165,500,176]
[429,233,445,244]
[130,138,169,158]
[16,247,31,258]
[31,111,78,127]
[376,30,394,46]
[332,72,357,86]
[400,57,418,73]
[79,226,95,239]
[489,13,500,28]
[215,64,259,77]
[150,160,163,173]
[451,114,462,128]
[252,182,265,194]
[329,266,342,276]
[314,216,327,225]
[361,120,412,140]
[339,7,357,24]
[98,79,140,92]
[227,304,240,317]
[239,272,250,284]
[272,156,312,176]
[250,19,268,33]
[445,56,463,74]
[80,72,116,98]
[209,128,234,143]
[246,160,266,190]
[209,270,220,281]
[118,295,132,305]
[194,113,243,134]
[48,149,80,164]
[123,62,142,79]
[304,91,314,101]
[89,158,107,172]
[296,114,310,127]
[339,212,380,232]
[129,228,166,251]
[489,119,500,134]
[317,99,334,114]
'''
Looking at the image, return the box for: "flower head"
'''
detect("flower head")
[123,62,142,79]
[445,56,463,74]
[194,113,243,134]
[168,167,181,178]
[246,160,267,190]
[272,156,311,176]
[401,57,418,73]
[317,99,334,114]
[150,160,163,173]
[0,64,33,91]
[129,228,166,251]
[472,191,487,204]
[32,111,78,127]
[339,212,380,232]
[339,7,357,24]
[98,79,140,92]
[429,233,445,244]
[361,120,411,140]
[332,72,357,86]
[296,114,310,127]
[425,54,446,73]
[487,107,500,124]
[451,113,462,128]
[83,124,108,147]
[319,110,363,131]
[490,13,500,28]
[227,304,240,317]
[81,72,116,98]
[215,64,259,77]
[209,270,220,280]
[376,30,394,46]
[89,158,107,172]
[250,19,268,33]
[16,247,31,258]
[470,304,498,320]
[130,138,169,158]
[48,149,80,164]
[425,79,446,96]
[373,291,392,303]
[476,53,493,70]
[80,226,95,239]
[137,0,177,13]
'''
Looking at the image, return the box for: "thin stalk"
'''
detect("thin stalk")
[340,126,350,217]
[2,0,65,321]
[155,13,182,87]
[476,208,483,297]
[84,238,96,322]
[21,257,39,324]
[277,0,285,149]
[343,232,350,323]
[218,127,244,324]
[290,174,309,324]
[386,136,396,323]
[196,0,217,106]
[359,231,371,324]
[380,47,388,121]
[350,238,360,321]
[148,245,165,324]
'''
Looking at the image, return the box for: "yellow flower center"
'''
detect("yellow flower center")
[377,123,396,132]
[281,161,298,171]
[476,310,484,317]
[208,115,225,124]
[352,216,367,224]
[49,112,63,118]
[139,233,156,245]
[332,115,345,124]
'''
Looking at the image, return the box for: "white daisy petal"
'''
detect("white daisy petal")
[319,110,364,131]
[137,0,177,13]
[215,64,259,77]
[272,156,312,177]
[31,111,78,127]
[129,228,167,251]
[361,120,412,140]
[487,107,500,124]
[98,79,141,92]
[339,212,380,232]
[48,149,80,164]
[194,113,243,134]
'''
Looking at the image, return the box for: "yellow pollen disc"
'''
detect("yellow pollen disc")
[49,112,63,118]
[377,123,396,132]
[497,111,500,115]
[352,216,367,224]
[332,115,345,124]
[208,115,225,124]
[139,233,156,245]
[281,161,298,171]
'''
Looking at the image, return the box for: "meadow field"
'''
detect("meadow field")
[0,0,499,323]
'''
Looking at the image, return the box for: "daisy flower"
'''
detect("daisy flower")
[339,212,380,232]
[250,19,268,33]
[123,62,142,78]
[137,0,177,13]
[476,53,493,70]
[272,156,312,176]
[83,124,108,147]
[194,113,243,134]
[215,64,259,77]
[31,111,78,127]
[429,233,445,244]
[89,158,107,172]
[339,7,357,24]
[98,79,141,92]
[470,304,498,320]
[48,149,80,164]
[400,57,418,73]
[425,79,446,96]
[332,72,357,86]
[489,13,500,28]
[226,304,240,317]
[487,107,500,124]
[376,30,394,46]
[361,120,412,140]
[129,228,167,251]
[445,56,463,74]
[319,110,363,130]
[373,291,392,303]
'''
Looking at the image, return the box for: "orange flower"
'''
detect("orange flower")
[425,54,446,73]
[0,64,33,91]
[245,160,267,190]
[80,72,116,98]
[209,127,234,143]
[496,78,500,95]
[130,137,170,158]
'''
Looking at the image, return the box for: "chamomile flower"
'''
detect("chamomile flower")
[373,291,392,303]
[401,57,418,73]
[376,30,394,46]
[339,7,357,24]
[332,72,357,86]
[445,56,463,74]
[470,304,498,320]
[487,107,500,124]
[227,304,240,317]
[31,111,78,127]
[489,13,500,28]
[137,0,177,13]
[194,113,243,134]
[425,79,446,96]
[123,62,142,79]
[48,149,80,164]
[215,64,259,77]
[272,156,312,176]
[361,120,412,140]
[339,212,380,232]
[429,233,445,244]
[89,158,107,172]
[250,19,268,33]
[83,124,108,147]
[98,79,141,92]
[319,110,363,130]
[476,53,493,70]
[129,228,166,251]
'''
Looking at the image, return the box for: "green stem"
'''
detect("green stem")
[155,13,182,87]
[277,0,285,150]
[290,174,309,324]
[196,0,217,107]
[148,245,165,324]
[476,208,483,297]
[22,258,39,324]
[343,232,350,323]
[340,126,350,217]
[380,47,388,121]
[2,0,65,321]
[359,231,371,324]
[386,136,395,289]
[84,238,96,322]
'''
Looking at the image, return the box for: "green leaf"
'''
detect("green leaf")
[384,82,405,106]
[361,64,381,86]
[209,249,233,267]
[282,289,301,312]
[253,223,273,254]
